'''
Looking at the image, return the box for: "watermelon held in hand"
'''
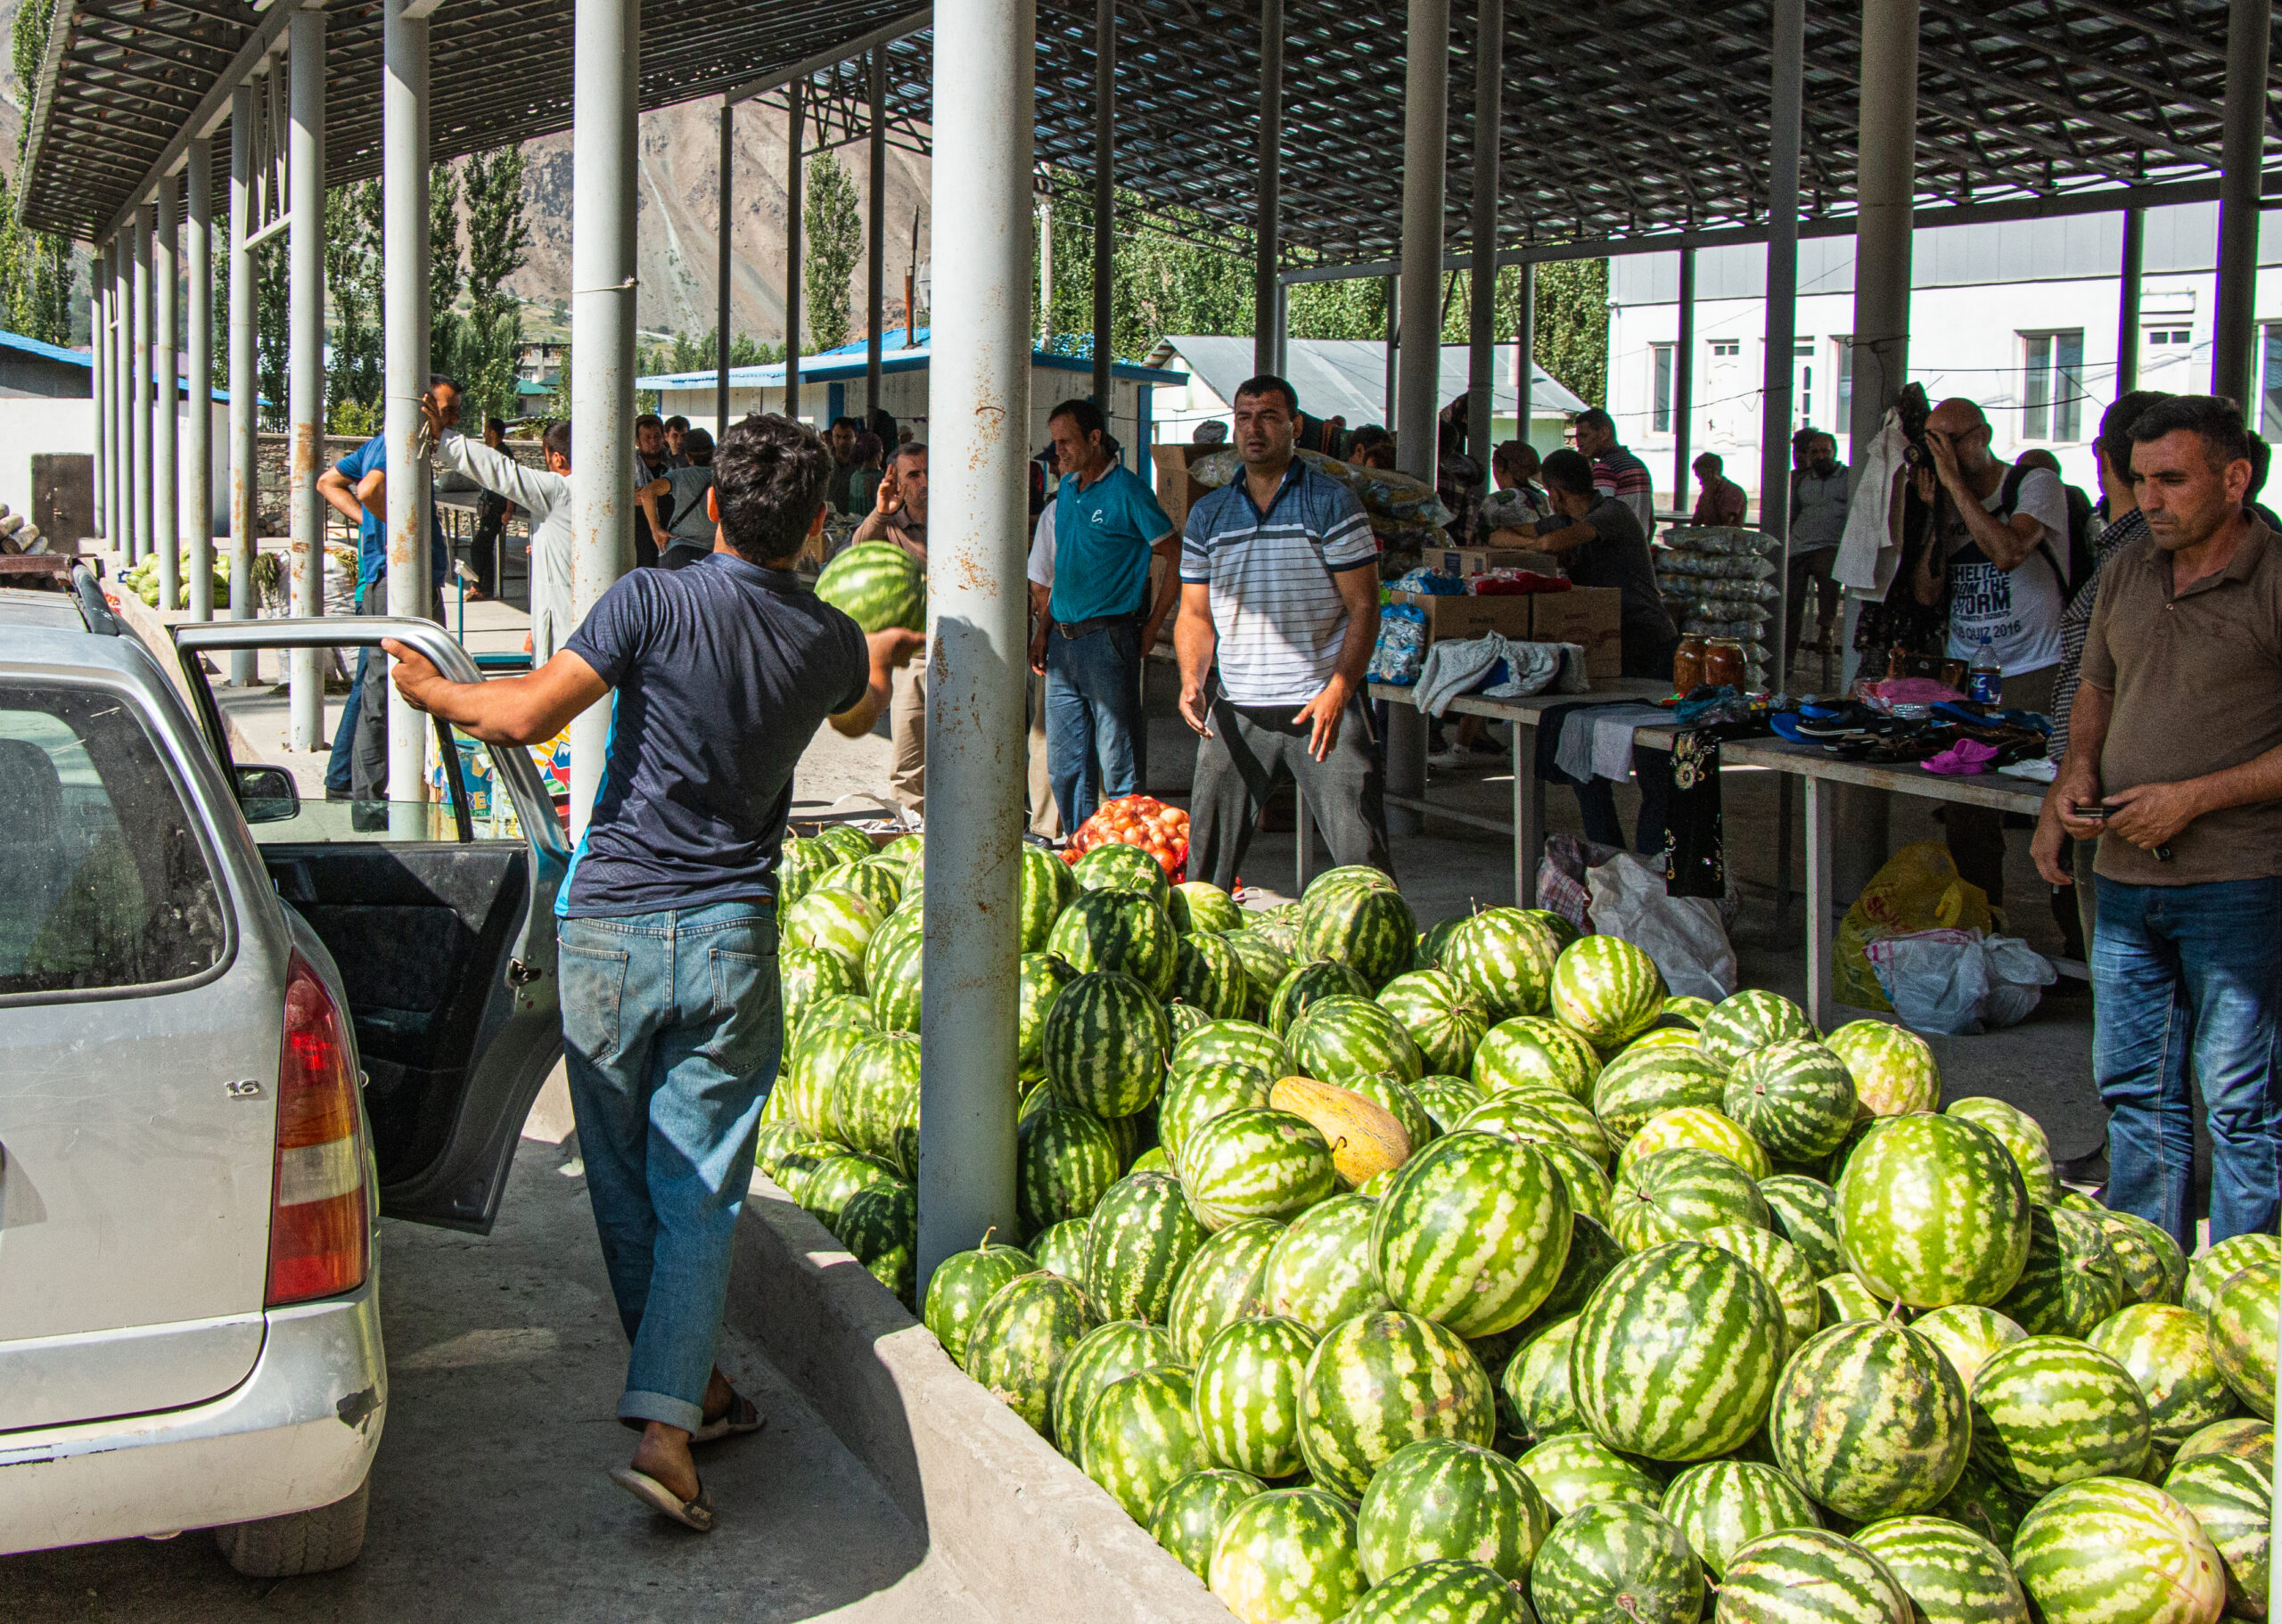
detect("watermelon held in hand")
[2011,1477,2228,1624]
[1658,1459,1821,1580]
[1528,1502,1704,1624]
[1835,1113,2032,1309]
[1151,1467,1267,1581]
[1768,1322,1971,1520]
[1355,1437,1552,1585]
[1051,1318,1177,1467]
[1968,1336,2153,1497]
[1569,1240,1784,1463]
[1209,1487,1368,1624]
[1718,1529,1910,1624]
[1549,935,1667,1050]
[921,1240,1036,1368]
[1080,1366,1211,1522]
[1192,1315,1320,1480]
[815,538,925,631]
[1345,1560,1532,1624]
[1299,1309,1497,1498]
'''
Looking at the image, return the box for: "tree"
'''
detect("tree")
[430,161,464,381]
[803,151,861,353]
[1533,259,1608,409]
[255,240,288,431]
[324,180,383,435]
[461,145,533,425]
[2,0,78,346]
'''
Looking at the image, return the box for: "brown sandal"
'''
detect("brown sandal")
[609,1465,714,1531]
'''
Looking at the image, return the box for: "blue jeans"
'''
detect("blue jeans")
[324,650,370,796]
[557,902,782,1432]
[1046,621,1141,832]
[2094,876,2282,1249]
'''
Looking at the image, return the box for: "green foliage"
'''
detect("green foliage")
[256,239,287,431]
[324,181,382,433]
[804,152,862,353]
[1036,176,1250,365]
[1,0,79,348]
[637,329,784,378]
[460,145,533,425]
[430,161,464,381]
[1533,259,1608,409]
[1289,275,1388,344]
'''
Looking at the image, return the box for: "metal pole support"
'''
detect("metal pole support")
[1252,0,1282,377]
[287,9,328,752]
[1672,247,1695,513]
[227,82,260,685]
[2212,0,2270,411]
[2116,208,2145,398]
[785,84,804,422]
[1091,0,1114,406]
[186,139,216,622]
[718,97,734,440]
[132,203,152,570]
[93,242,110,546]
[384,0,433,808]
[869,48,889,421]
[1464,0,1500,489]
[156,180,181,615]
[1761,0,1802,689]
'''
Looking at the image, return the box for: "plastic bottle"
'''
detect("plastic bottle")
[1967,637,2002,706]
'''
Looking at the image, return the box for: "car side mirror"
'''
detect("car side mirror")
[234,763,302,824]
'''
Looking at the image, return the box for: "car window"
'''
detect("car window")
[0,683,227,997]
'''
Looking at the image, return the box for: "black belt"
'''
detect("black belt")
[1055,611,1144,639]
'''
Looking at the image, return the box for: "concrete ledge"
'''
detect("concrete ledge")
[725,1176,1235,1624]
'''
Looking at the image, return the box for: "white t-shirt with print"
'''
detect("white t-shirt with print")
[1944,465,2071,675]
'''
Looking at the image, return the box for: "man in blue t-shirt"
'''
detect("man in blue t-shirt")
[385,412,919,1533]
[1037,397,1178,829]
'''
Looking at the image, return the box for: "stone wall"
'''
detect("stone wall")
[252,431,549,537]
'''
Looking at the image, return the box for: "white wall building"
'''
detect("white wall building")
[1605,202,2282,510]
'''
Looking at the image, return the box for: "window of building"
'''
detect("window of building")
[1651,344,1674,434]
[2023,331,2085,443]
[1710,340,1740,357]
[1835,338,1854,439]
[1794,340,1815,427]
[2262,325,2282,442]
[2146,327,2193,349]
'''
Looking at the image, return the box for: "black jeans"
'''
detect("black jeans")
[1187,692,1393,890]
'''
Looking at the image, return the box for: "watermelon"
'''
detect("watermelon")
[1594,1047,1730,1144]
[1571,1240,1782,1462]
[798,1151,903,1230]
[1342,1070,1436,1150]
[862,899,924,988]
[1618,1105,1771,1182]
[1835,1114,2031,1308]
[1718,1529,1910,1624]
[2089,1303,2241,1453]
[1514,1216,1628,1342]
[1823,1020,1941,1120]
[1173,932,1251,1021]
[1168,1217,1281,1362]
[1344,1560,1531,1624]
[1378,968,1491,1078]
[1818,1273,1885,1326]
[866,928,923,1031]
[1170,880,1244,936]
[1769,1322,1969,1519]
[1074,841,1174,912]
[923,1241,1036,1368]
[1696,989,1817,1071]
[781,945,861,1037]
[2011,1477,2227,1624]
[1287,994,1427,1086]
[1968,1336,2153,1496]
[1415,1074,1490,1136]
[1047,890,1178,998]
[1307,864,1400,897]
[1660,1460,1821,1579]
[1702,1224,1819,1357]
[1222,931,1295,1018]
[1269,960,1375,1034]
[1723,1040,1858,1163]
[1461,1090,1611,1169]
[1030,1216,1091,1281]
[781,885,883,976]
[1193,1316,1320,1480]
[1758,1175,1847,1278]
[1930,1456,2024,1552]
[1629,1028,1704,1054]
[815,538,924,631]
[1501,1317,1585,1445]
[876,830,922,865]
[1911,1303,2027,1387]
[815,857,900,919]
[1374,1130,1575,1338]
[1173,1018,1293,1082]
[2096,1210,2188,1308]
[965,1271,1099,1434]
[1264,1193,1393,1333]
[1151,1467,1267,1581]
[2176,1418,2275,1473]
[1015,951,1076,1077]
[1414,915,1469,971]
[1082,1171,1208,1324]
[1052,1318,1177,1465]
[778,835,837,906]
[1017,842,1078,952]
[1042,971,1171,1119]
[833,1031,922,1173]
[1017,1103,1122,1239]
[1661,994,1713,1025]
[2163,1454,2271,1619]
[2210,1259,2280,1421]
[1993,1204,2126,1339]
[1299,1309,1497,1497]
[1550,936,1666,1049]
[1476,1016,1605,1103]
[1209,1487,1367,1624]
[1529,1503,1704,1624]
[1179,1107,1338,1230]
[1443,909,1565,1022]
[1610,1148,1769,1253]
[1516,1432,1665,1518]
[1941,1096,2057,1203]
[1296,879,1418,991]
[2188,1236,2282,1319]
[812,824,876,865]
[1082,1366,1210,1522]
[1160,1062,1275,1174]
[1357,1437,1551,1584]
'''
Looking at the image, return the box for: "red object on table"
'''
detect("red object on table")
[1065,793,1191,882]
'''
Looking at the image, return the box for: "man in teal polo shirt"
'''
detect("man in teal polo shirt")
[1039,398,1179,829]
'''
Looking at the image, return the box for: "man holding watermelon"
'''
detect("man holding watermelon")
[385,412,919,1531]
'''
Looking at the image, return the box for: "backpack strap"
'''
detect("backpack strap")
[1993,461,2074,601]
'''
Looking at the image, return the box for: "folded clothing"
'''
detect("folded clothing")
[1473,570,1571,595]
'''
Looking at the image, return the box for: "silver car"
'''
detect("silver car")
[0,572,566,1576]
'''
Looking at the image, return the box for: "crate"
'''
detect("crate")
[1530,587,1624,678]
[1385,589,1536,644]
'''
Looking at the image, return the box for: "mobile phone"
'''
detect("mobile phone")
[2076,803,2114,820]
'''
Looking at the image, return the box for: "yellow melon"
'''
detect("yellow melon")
[1268,1074,1413,1189]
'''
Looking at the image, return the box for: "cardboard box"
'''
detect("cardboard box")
[1424,545,1563,578]
[1531,587,1624,678]
[1387,590,1536,644]
[1151,444,1214,533]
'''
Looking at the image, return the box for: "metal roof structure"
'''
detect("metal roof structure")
[636,327,1186,390]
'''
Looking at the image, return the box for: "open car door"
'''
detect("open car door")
[172,618,570,1233]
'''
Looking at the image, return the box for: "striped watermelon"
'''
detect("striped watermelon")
[1550,936,1667,1049]
[2095,1210,2188,1308]
[1594,1047,1730,1144]
[1051,1318,1177,1465]
[1529,1503,1704,1624]
[2176,1418,2275,1473]
[2162,1454,2270,1618]
[799,1152,903,1230]
[867,929,923,1032]
[1835,1114,2031,1308]
[1047,890,1178,998]
[1514,1215,1628,1342]
[1019,842,1078,952]
[2209,1258,2279,1421]
[862,898,923,988]
[1209,1487,1367,1624]
[1415,1074,1490,1136]
[1159,1062,1274,1174]
[1174,932,1251,1021]
[1629,1028,1706,1054]
[1129,1145,1170,1175]
[875,829,922,865]
[1769,1322,1970,1519]
[965,1271,1100,1434]
[1968,1336,2153,1496]
[1570,1240,1782,1462]
[1533,1140,1616,1231]
[1082,1366,1210,1523]
[1723,1040,1858,1163]
[1993,1204,2125,1338]
[816,857,901,918]
[1221,931,1294,1018]
[2089,1303,2241,1453]
[1461,1092,1613,1173]
[1173,1018,1293,1082]
[1931,1456,2025,1554]
[1415,915,1469,972]
[1042,971,1171,1119]
[1296,879,1418,992]
[1912,1303,2027,1387]
[1248,904,1302,955]
[1443,908,1564,1022]
[1357,1437,1551,1584]
[1942,1097,2057,1203]
[1152,1467,1267,1581]
[923,1241,1036,1368]
[1017,1103,1122,1239]
[1082,1170,1208,1324]
[1168,1217,1281,1362]
[1178,1107,1337,1230]
[841,1180,916,1302]
[1193,1315,1319,1480]
[2188,1235,2282,1319]
[781,945,861,1037]
[1030,1216,1091,1281]
[1074,841,1174,912]
[833,1031,922,1173]
[1501,1317,1585,1445]
[812,824,875,865]
[1378,968,1491,1077]
[1269,960,1374,1034]
[780,1009,873,1137]
[1718,1529,1909,1624]
[1662,995,1714,1027]
[1662,1461,1820,1580]
[1697,990,1817,1071]
[778,835,837,906]
[815,538,923,630]
[1374,1131,1575,1339]
[1818,1273,1885,1326]
[1475,1016,1604,1103]
[1617,1105,1771,1182]
[781,885,883,978]
[1345,1560,1531,1624]
[1263,1193,1392,1333]
[1287,994,1428,1085]
[2012,1477,2227,1624]
[1702,1224,1819,1357]
[1307,864,1400,897]
[1342,1070,1436,1150]
[1170,880,1244,936]
[1516,1432,1665,1518]
[1299,1309,1497,1497]
[1824,1021,1941,1120]
[1610,1147,1769,1252]
[1015,952,1076,1078]
[1758,1174,1847,1278]
[1852,1517,2029,1624]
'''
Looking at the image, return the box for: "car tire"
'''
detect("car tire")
[213,1473,371,1577]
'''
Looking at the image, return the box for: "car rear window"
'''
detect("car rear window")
[0,684,227,997]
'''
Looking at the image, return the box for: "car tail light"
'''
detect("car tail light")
[266,954,372,1307]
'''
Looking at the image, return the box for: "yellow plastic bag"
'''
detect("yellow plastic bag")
[1835,841,1993,1012]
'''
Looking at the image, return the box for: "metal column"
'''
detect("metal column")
[116,236,134,560]
[2212,0,2270,409]
[132,204,152,568]
[1464,0,1500,485]
[785,84,804,422]
[1252,0,1282,377]
[93,242,109,544]
[1514,262,1531,440]
[287,9,328,751]
[385,0,432,806]
[1761,0,1803,686]
[186,139,215,621]
[569,0,640,834]
[1038,183,1053,343]
[228,82,259,685]
[868,48,889,420]
[1672,248,1696,513]
[917,0,1035,1286]
[2117,208,2145,396]
[156,181,181,613]
[1092,0,1114,405]
[1383,274,1398,426]
[718,98,733,439]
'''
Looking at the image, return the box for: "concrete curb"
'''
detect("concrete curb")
[725,1176,1235,1623]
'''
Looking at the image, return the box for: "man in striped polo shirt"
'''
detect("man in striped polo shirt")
[1177,374,1392,889]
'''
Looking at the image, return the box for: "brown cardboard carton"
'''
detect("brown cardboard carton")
[1151,444,1212,532]
[1424,545,1564,578]
[1386,590,1537,644]
[1530,587,1624,678]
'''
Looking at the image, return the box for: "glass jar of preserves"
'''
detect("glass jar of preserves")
[1703,637,1746,689]
[1671,635,1706,693]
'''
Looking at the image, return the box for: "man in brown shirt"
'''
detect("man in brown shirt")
[2038,394,2282,1248]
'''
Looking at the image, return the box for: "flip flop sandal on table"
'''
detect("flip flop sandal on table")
[609,1465,715,1532]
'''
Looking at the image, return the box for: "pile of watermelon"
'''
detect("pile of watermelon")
[1065,792,1192,882]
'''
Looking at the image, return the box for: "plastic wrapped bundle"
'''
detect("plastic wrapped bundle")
[1369,602,1428,685]
[1657,551,1777,581]
[1661,524,1777,557]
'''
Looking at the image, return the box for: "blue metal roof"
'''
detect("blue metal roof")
[0,327,244,400]
[638,327,1186,391]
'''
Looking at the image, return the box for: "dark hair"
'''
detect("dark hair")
[683,426,716,465]
[2127,394,2255,472]
[2095,390,2168,481]
[430,373,459,393]
[1491,439,1539,480]
[665,414,690,432]
[543,420,572,463]
[1695,451,1724,472]
[891,439,927,468]
[635,413,664,434]
[1572,407,1615,436]
[1048,397,1108,439]
[1540,447,1596,496]
[853,431,883,463]
[869,407,898,441]
[1234,374,1299,415]
[833,415,862,433]
[712,413,831,563]
[484,415,508,437]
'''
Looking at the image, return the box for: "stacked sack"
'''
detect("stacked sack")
[1657,526,1779,686]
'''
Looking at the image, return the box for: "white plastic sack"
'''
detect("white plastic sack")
[1866,928,2056,1036]
[1585,851,1737,1002]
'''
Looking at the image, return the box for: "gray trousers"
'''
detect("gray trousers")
[349,568,443,805]
[1187,693,1393,892]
